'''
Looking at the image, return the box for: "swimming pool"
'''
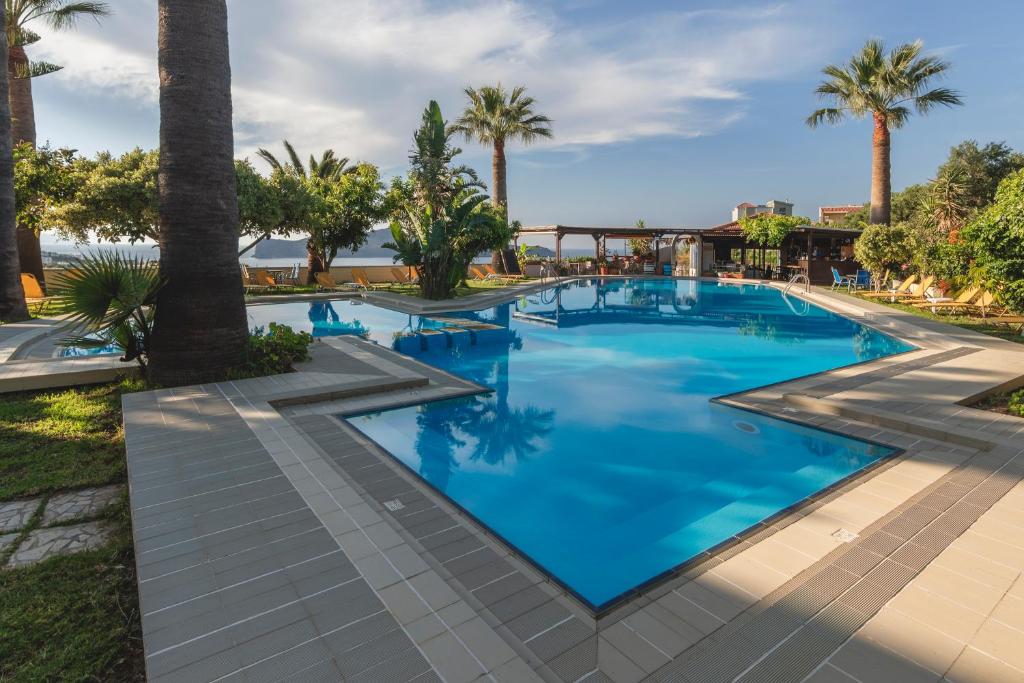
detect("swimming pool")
[273,279,909,609]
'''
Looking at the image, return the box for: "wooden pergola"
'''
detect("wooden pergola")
[516,224,699,271]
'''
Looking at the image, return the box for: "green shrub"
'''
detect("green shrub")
[920,240,972,282]
[961,169,1024,313]
[236,323,314,377]
[853,223,915,280]
[1009,389,1024,418]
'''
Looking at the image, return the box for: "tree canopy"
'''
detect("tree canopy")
[807,40,962,131]
[30,147,292,244]
[853,223,914,279]
[738,213,808,247]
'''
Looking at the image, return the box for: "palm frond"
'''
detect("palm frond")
[808,38,961,130]
[255,148,283,172]
[806,107,846,128]
[913,87,963,113]
[41,1,111,30]
[283,140,305,176]
[10,59,62,79]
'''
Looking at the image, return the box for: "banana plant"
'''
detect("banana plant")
[52,252,163,376]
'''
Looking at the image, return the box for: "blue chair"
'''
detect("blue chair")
[829,267,845,291]
[853,269,871,290]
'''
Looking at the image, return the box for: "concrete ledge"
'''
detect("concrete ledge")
[267,375,430,408]
[780,392,997,451]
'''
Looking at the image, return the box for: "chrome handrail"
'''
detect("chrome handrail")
[783,273,810,295]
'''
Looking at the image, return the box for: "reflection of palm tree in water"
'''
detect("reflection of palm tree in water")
[307,302,368,338]
[411,324,554,484]
[416,407,464,492]
[465,340,554,465]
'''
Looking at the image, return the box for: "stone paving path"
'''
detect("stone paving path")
[42,485,121,525]
[0,485,122,569]
[0,498,40,532]
[7,521,114,568]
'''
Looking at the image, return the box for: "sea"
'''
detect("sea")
[41,243,494,268]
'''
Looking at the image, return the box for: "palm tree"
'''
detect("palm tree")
[148,0,248,385]
[452,85,552,272]
[807,40,962,226]
[929,168,970,240]
[257,140,354,282]
[6,0,110,290]
[0,5,27,322]
[256,140,351,182]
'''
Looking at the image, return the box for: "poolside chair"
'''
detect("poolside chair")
[911,285,982,312]
[960,291,999,318]
[391,267,418,285]
[860,274,918,299]
[252,269,278,289]
[887,275,936,304]
[20,273,50,314]
[482,264,526,281]
[829,267,854,291]
[282,263,301,285]
[314,271,365,293]
[983,314,1024,333]
[351,268,384,291]
[471,265,508,283]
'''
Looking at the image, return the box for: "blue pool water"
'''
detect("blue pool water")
[264,279,909,608]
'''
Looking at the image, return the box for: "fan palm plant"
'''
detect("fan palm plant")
[53,253,163,375]
[149,0,249,385]
[6,0,110,290]
[452,85,551,272]
[807,40,962,225]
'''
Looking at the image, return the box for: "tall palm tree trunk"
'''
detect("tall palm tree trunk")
[870,112,892,225]
[6,45,45,291]
[0,10,28,322]
[149,0,248,385]
[489,139,519,274]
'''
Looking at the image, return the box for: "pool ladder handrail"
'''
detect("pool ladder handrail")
[783,273,810,295]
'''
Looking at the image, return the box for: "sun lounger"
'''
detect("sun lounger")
[482,264,526,280]
[315,272,365,293]
[253,269,278,288]
[351,268,384,290]
[391,267,418,285]
[911,285,981,312]
[860,274,917,298]
[20,273,50,313]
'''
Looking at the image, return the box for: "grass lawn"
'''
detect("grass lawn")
[0,383,129,499]
[381,278,525,299]
[838,292,1024,346]
[244,279,522,300]
[0,382,144,682]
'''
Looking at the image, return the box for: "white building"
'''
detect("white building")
[731,199,794,222]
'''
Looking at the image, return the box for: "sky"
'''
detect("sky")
[33,0,1024,248]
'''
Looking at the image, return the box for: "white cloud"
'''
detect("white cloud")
[32,0,830,169]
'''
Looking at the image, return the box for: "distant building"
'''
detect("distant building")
[818,204,863,225]
[731,199,794,222]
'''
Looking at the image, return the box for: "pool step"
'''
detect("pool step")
[393,321,510,354]
[511,311,558,327]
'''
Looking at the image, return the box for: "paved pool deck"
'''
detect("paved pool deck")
[111,279,1024,681]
